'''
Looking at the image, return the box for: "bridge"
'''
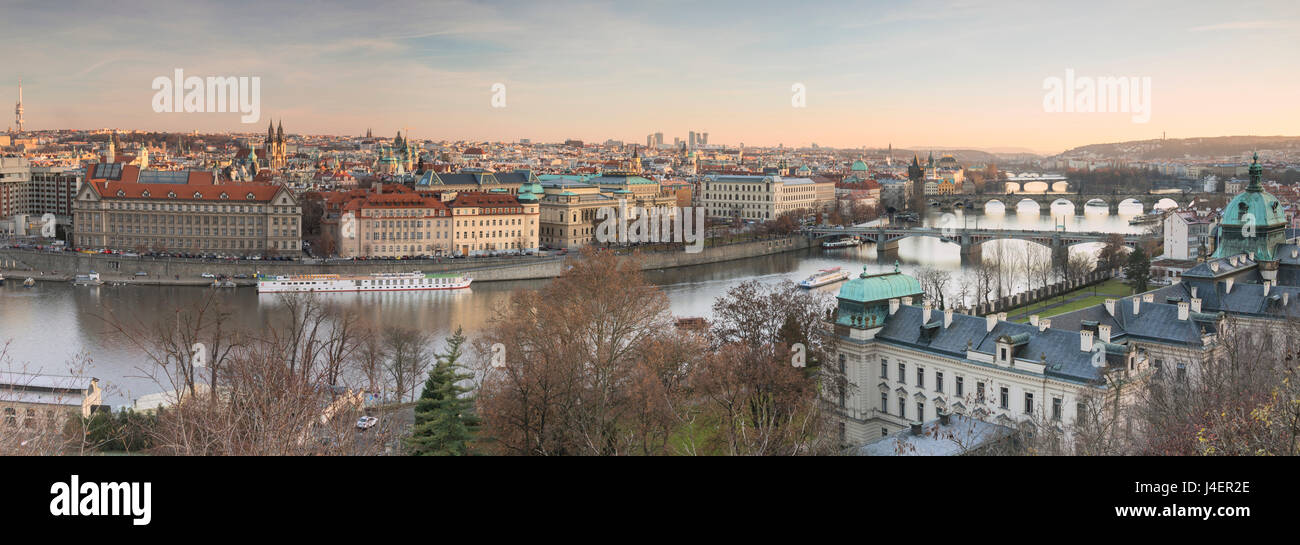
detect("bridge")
[806,226,1145,264]
[926,192,1218,214]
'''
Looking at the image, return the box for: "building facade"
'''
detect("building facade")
[72,163,301,255]
[699,174,835,221]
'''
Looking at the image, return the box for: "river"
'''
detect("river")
[0,202,1153,405]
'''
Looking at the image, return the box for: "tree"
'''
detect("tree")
[1096,233,1127,272]
[1124,244,1151,293]
[384,327,434,403]
[407,328,479,456]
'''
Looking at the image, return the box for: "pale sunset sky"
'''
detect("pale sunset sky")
[3,0,1297,154]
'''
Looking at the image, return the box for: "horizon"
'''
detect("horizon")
[4,0,1300,155]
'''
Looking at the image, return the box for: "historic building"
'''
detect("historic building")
[447,190,539,256]
[415,168,536,195]
[830,264,1153,448]
[327,185,454,258]
[699,174,835,221]
[264,120,288,171]
[72,163,301,255]
[1210,153,1286,281]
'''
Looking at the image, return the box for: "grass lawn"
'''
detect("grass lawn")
[1007,278,1134,323]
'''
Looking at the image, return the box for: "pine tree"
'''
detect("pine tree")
[406,328,480,456]
[1124,245,1152,293]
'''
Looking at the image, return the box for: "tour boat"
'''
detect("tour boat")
[23,277,35,288]
[822,238,862,249]
[798,267,850,288]
[257,271,472,294]
[73,272,104,286]
[1128,212,1163,225]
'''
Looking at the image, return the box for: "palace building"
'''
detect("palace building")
[699,174,834,221]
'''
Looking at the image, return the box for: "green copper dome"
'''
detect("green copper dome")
[837,264,923,304]
[850,159,868,172]
[1212,152,1286,261]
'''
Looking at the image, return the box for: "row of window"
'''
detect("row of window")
[875,357,1073,421]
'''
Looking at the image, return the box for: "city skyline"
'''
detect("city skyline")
[4,0,1299,154]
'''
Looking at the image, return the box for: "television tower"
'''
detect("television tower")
[14,78,24,132]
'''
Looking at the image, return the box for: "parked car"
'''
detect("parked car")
[356,416,378,430]
[200,272,216,278]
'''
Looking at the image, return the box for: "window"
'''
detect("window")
[1052,398,1062,421]
[976,381,985,403]
[838,422,846,443]
[955,376,964,397]
[1000,387,1009,410]
[881,393,889,413]
[898,397,906,418]
[882,428,888,437]
[897,363,905,383]
[880,359,888,379]
[1077,403,1087,424]
[3,407,14,427]
[935,371,944,393]
[1024,392,1034,414]
[1177,362,1187,382]
[916,367,924,387]
[1000,347,1008,361]
[916,402,925,423]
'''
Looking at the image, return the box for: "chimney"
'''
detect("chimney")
[901,296,913,306]
[1210,262,1219,272]
[1264,281,1272,296]
[986,314,997,332]
[997,312,1007,322]
[888,298,900,315]
[1292,248,1297,259]
[1178,302,1189,320]
[943,308,953,328]
[1225,278,1234,293]
[1191,297,1202,313]
[1039,318,1051,332]
[1285,293,1291,306]
[1104,299,1116,316]
[922,303,932,324]
[1132,296,1140,315]
[938,411,951,426]
[1080,329,1094,352]
[1030,315,1039,327]
[1098,324,1111,343]
[1191,286,1198,298]
[1142,293,1154,303]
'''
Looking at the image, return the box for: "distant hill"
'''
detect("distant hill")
[1058,135,1300,160]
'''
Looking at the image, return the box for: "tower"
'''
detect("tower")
[14,77,24,132]
[264,119,287,170]
[105,130,116,163]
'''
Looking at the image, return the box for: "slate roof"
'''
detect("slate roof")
[872,306,1104,385]
[1047,297,1212,346]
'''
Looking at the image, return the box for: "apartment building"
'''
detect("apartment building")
[448,191,539,255]
[72,163,301,255]
[327,186,454,258]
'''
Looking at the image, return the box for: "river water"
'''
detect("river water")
[0,202,1151,405]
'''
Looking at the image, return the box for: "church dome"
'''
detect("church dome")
[850,159,868,172]
[1212,153,1287,261]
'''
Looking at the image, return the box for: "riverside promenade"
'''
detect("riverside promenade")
[0,235,812,286]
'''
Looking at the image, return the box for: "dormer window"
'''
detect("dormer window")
[116,189,125,197]
[246,192,256,200]
[167,191,177,198]
[220,192,229,200]
[141,190,151,198]
[193,192,203,199]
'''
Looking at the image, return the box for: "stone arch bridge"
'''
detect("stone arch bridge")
[928,192,1216,214]
[807,226,1144,264]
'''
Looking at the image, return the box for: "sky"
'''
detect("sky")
[3,0,1298,154]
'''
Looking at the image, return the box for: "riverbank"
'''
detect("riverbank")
[0,235,812,286]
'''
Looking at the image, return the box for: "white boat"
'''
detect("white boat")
[822,238,862,249]
[1129,212,1164,225]
[257,271,472,294]
[798,267,850,288]
[23,277,35,288]
[73,272,104,286]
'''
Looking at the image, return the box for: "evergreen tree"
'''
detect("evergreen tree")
[1124,244,1152,293]
[406,328,480,456]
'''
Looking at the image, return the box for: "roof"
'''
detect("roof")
[853,415,1014,456]
[837,266,923,304]
[83,163,287,203]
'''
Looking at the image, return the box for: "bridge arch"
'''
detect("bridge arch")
[1014,198,1041,214]
[1020,181,1051,193]
[984,200,1006,214]
[1051,181,1070,192]
[1118,198,1144,214]
[1049,198,1076,215]
[1153,198,1179,211]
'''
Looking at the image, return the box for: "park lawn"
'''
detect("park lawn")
[1008,279,1135,323]
[667,411,727,456]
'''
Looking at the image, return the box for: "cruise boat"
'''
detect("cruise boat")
[257,271,472,294]
[1128,212,1164,225]
[798,267,850,288]
[73,272,104,286]
[822,238,862,249]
